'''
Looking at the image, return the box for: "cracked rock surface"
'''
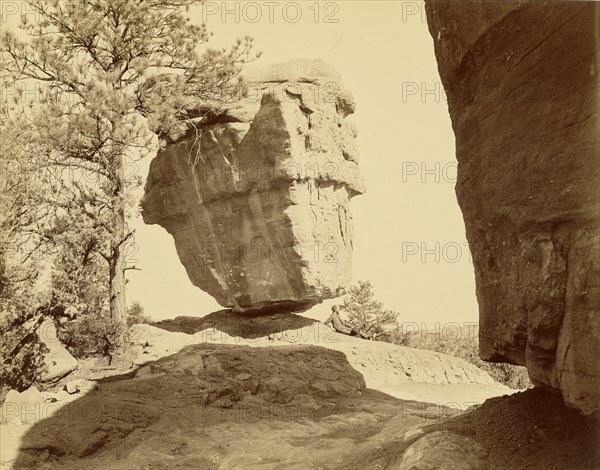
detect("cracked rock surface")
[425,1,600,414]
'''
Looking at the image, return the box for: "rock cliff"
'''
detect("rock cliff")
[425,1,600,414]
[142,59,365,312]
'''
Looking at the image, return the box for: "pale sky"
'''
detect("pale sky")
[2,1,478,327]
[127,1,478,326]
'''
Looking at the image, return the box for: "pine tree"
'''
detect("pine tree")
[341,281,399,338]
[0,0,257,343]
[0,115,52,390]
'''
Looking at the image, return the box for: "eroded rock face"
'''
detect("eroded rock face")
[142,59,364,311]
[425,1,600,414]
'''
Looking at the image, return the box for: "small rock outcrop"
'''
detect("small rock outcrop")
[64,379,96,396]
[0,387,44,425]
[399,431,487,470]
[142,59,365,312]
[38,320,77,383]
[425,1,599,414]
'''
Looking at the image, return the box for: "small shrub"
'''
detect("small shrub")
[60,312,125,364]
[57,303,149,362]
[127,302,152,327]
[0,312,47,393]
[341,281,399,337]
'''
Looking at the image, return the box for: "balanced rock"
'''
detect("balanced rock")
[142,59,365,311]
[425,2,600,414]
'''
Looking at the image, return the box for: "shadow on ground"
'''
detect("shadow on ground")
[154,308,320,339]
[11,342,452,469]
[8,315,599,469]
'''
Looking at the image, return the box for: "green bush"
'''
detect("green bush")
[0,251,49,395]
[59,302,150,362]
[0,309,48,394]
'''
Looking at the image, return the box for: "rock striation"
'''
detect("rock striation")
[142,59,365,312]
[425,1,600,414]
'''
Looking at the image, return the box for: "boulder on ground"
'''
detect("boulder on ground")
[129,314,512,406]
[0,387,44,425]
[37,320,77,382]
[64,379,96,395]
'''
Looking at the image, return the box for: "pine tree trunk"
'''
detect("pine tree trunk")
[109,151,127,348]
[109,245,126,322]
[0,245,7,299]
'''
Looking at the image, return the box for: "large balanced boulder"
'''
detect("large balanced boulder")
[425,1,600,414]
[142,59,365,312]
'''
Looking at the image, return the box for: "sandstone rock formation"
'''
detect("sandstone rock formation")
[38,320,77,383]
[133,311,513,405]
[425,1,600,414]
[7,342,598,469]
[399,430,487,470]
[142,59,364,311]
[0,387,44,425]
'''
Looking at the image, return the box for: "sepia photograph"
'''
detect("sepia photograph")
[0,1,598,468]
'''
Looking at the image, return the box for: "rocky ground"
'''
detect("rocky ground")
[1,311,598,469]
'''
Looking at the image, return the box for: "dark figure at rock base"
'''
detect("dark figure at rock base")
[324,305,370,339]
